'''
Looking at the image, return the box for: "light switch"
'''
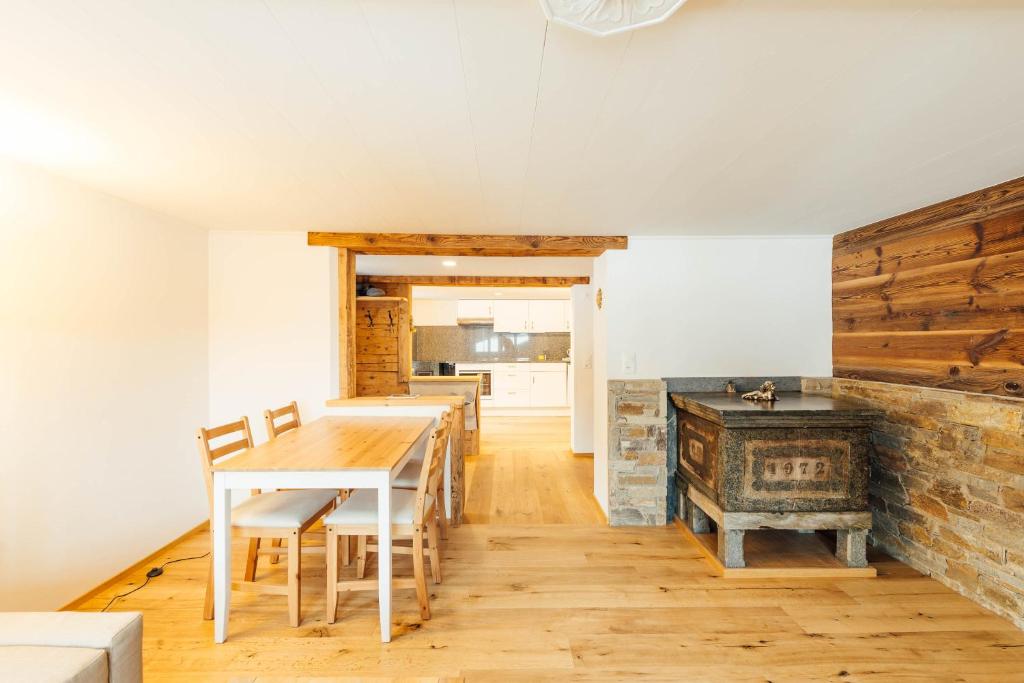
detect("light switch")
[621,352,636,375]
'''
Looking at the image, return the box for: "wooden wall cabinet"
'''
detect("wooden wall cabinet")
[355,296,411,396]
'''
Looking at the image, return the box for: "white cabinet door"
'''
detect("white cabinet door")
[562,300,572,332]
[492,364,530,406]
[457,299,493,320]
[497,385,531,407]
[530,369,568,407]
[492,300,530,332]
[528,300,567,333]
[412,299,458,326]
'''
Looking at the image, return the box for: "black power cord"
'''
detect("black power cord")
[101,552,209,612]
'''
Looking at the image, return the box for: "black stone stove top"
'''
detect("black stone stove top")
[670,392,879,428]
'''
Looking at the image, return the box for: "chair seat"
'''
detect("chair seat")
[324,488,431,527]
[393,459,423,489]
[233,489,337,529]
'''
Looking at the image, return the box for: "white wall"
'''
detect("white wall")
[603,237,833,379]
[208,231,335,442]
[591,256,610,514]
[569,285,594,454]
[0,157,209,610]
[590,236,834,516]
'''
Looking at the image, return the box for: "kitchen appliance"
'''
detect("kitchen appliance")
[439,362,456,376]
[456,365,492,400]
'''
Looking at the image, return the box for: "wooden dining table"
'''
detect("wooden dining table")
[209,415,434,644]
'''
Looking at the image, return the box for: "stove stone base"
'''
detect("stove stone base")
[681,485,873,572]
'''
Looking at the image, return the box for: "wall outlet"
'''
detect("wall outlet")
[621,352,636,375]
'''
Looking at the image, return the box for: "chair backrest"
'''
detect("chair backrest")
[414,410,451,525]
[406,379,479,430]
[196,417,254,512]
[264,400,301,440]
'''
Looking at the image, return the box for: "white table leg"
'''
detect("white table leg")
[213,473,231,643]
[376,472,392,643]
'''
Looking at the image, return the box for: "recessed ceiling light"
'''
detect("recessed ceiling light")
[442,260,457,268]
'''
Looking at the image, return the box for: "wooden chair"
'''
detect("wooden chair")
[391,412,452,540]
[406,377,481,455]
[197,416,337,627]
[263,400,301,439]
[265,400,351,564]
[325,412,451,623]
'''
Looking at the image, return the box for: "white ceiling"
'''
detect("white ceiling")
[2,0,1024,235]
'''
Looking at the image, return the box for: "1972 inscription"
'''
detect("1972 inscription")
[763,456,831,482]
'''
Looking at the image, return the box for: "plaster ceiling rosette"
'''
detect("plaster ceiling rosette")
[539,0,689,37]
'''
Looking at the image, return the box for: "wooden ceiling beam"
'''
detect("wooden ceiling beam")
[308,232,627,257]
[355,275,589,287]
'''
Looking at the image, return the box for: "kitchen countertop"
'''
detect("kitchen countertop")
[453,360,569,364]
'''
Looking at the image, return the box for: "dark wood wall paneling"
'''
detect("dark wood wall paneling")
[832,176,1024,397]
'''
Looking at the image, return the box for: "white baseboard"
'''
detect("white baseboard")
[481,406,570,417]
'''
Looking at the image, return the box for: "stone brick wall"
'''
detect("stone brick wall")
[607,380,669,526]
[832,377,1024,629]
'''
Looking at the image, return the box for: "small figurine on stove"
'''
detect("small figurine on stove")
[742,380,779,403]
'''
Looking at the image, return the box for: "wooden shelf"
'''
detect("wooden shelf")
[357,296,407,302]
[675,519,878,579]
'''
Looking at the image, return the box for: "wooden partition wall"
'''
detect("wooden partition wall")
[832,175,1024,398]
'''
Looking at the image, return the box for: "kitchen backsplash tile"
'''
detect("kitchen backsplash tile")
[414,325,570,363]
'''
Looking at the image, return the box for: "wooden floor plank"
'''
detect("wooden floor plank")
[73,417,1020,680]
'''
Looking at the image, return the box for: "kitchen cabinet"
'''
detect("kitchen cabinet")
[488,362,568,407]
[412,299,458,326]
[528,300,568,333]
[529,364,568,407]
[456,300,493,321]
[492,300,530,333]
[492,300,570,333]
[491,363,530,406]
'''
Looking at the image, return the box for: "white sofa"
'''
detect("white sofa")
[0,612,142,683]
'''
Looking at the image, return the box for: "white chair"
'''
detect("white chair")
[196,416,336,627]
[324,412,451,623]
